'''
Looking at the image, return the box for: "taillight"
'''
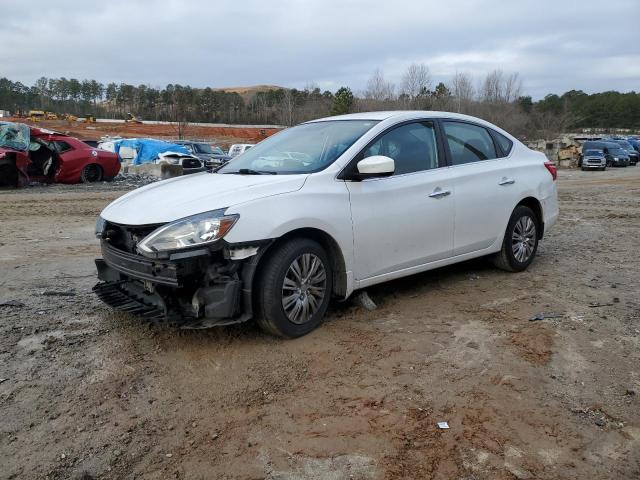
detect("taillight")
[544,161,557,181]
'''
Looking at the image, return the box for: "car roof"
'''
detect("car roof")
[308,110,516,140]
[311,110,493,123]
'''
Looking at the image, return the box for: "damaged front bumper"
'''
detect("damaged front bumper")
[93,239,267,328]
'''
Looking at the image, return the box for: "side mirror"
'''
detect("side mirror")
[355,155,395,178]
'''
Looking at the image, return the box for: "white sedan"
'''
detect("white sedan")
[94,111,558,337]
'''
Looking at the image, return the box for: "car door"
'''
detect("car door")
[345,121,454,283]
[440,120,521,256]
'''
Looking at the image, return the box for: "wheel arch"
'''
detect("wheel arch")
[516,196,544,239]
[256,227,349,298]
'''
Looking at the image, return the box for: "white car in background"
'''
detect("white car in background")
[94,111,558,337]
[228,143,254,158]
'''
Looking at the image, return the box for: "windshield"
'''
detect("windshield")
[0,122,30,151]
[610,148,625,155]
[616,141,633,150]
[194,143,214,154]
[218,120,379,174]
[585,149,603,156]
[211,146,224,155]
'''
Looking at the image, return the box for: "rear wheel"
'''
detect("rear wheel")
[255,238,332,338]
[493,205,539,272]
[80,163,103,182]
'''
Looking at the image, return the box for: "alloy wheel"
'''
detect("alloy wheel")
[512,216,536,263]
[281,253,327,324]
[83,164,102,182]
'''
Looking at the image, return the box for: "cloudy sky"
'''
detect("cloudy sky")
[1,0,638,99]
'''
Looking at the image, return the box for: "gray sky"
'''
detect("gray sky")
[1,0,638,99]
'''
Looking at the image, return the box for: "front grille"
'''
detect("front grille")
[94,281,165,319]
[103,222,163,254]
[182,158,201,169]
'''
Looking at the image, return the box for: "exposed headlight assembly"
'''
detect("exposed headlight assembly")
[95,215,107,238]
[137,209,238,257]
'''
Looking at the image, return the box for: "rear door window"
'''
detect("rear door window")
[442,121,498,165]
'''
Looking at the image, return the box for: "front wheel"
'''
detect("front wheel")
[255,238,333,338]
[493,205,539,272]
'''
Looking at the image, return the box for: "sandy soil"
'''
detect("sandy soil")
[1,167,639,479]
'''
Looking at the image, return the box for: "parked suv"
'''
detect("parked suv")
[173,140,231,169]
[605,139,638,165]
[602,142,630,167]
[581,141,629,168]
[581,149,607,170]
[94,112,558,337]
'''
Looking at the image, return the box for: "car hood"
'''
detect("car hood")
[101,172,307,225]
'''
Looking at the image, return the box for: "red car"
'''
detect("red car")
[0,122,120,187]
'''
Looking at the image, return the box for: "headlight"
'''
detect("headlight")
[136,209,238,256]
[95,216,106,238]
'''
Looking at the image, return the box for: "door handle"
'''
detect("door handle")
[428,188,451,198]
[499,177,515,186]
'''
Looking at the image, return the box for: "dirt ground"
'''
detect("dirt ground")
[1,167,639,480]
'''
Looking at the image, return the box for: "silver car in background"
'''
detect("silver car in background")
[581,149,607,171]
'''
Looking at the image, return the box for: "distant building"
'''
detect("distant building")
[0,110,11,118]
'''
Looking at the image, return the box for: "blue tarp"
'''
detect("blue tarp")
[112,138,190,165]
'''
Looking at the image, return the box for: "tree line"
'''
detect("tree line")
[1,67,638,139]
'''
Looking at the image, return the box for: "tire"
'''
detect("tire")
[493,205,539,273]
[255,238,333,338]
[80,163,103,183]
[601,166,607,171]
[581,167,586,171]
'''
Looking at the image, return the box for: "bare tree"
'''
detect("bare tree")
[503,72,523,103]
[365,68,395,101]
[480,70,503,103]
[400,63,432,101]
[280,89,295,126]
[480,70,522,104]
[450,72,475,112]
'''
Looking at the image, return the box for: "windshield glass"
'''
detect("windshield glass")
[194,143,214,154]
[585,149,603,156]
[218,120,379,174]
[211,146,224,155]
[610,148,625,155]
[0,122,30,151]
[616,141,633,150]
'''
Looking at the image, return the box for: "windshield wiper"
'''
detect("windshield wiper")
[227,168,277,175]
